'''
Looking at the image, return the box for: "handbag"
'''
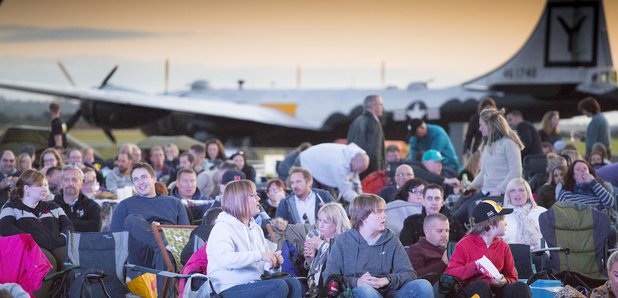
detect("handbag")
[320,274,353,298]
[438,274,463,297]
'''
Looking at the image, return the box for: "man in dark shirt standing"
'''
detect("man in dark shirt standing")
[507,110,542,160]
[49,102,66,149]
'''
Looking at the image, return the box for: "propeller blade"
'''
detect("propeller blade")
[102,127,117,144]
[99,65,119,89]
[65,109,83,131]
[57,60,76,86]
[164,58,169,95]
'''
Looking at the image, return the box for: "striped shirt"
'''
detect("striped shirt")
[0,199,73,250]
[556,180,614,210]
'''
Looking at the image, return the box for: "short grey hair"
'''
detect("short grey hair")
[423,213,448,232]
[607,251,618,271]
[62,164,84,181]
[363,95,380,110]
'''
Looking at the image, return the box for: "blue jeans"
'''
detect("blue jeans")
[221,277,303,298]
[352,279,434,298]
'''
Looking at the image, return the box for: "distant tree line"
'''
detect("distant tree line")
[0,97,82,127]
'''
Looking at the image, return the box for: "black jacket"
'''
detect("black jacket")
[0,199,73,250]
[347,110,385,174]
[399,206,465,247]
[54,193,102,232]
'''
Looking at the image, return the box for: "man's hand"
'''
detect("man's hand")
[0,177,12,190]
[356,272,374,287]
[357,272,389,289]
[441,250,449,265]
[444,178,461,188]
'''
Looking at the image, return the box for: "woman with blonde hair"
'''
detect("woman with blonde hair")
[469,108,524,196]
[455,108,524,222]
[539,111,561,145]
[502,178,546,250]
[206,180,301,297]
[304,203,351,297]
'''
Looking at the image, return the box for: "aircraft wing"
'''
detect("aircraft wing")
[0,80,321,130]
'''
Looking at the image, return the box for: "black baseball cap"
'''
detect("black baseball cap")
[472,200,513,223]
[221,170,246,185]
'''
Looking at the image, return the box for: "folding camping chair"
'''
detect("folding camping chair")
[150,223,197,295]
[64,231,130,298]
[509,243,536,279]
[538,202,610,278]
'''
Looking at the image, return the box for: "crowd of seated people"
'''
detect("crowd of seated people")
[2,95,618,298]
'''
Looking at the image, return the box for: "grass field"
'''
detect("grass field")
[69,129,146,160]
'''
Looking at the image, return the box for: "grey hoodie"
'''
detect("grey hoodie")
[323,228,416,294]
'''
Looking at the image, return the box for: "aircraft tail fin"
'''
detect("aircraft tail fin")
[464,0,615,93]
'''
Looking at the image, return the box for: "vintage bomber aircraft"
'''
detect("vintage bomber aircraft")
[0,0,617,146]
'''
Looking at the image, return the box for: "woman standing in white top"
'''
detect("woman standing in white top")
[468,108,524,196]
[502,178,546,250]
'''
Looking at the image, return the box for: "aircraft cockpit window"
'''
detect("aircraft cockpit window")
[600,72,608,83]
[611,71,617,84]
[592,73,598,82]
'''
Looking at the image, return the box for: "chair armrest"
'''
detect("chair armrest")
[125,264,209,280]
[531,247,570,256]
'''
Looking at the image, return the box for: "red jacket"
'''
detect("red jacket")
[0,234,52,297]
[444,233,518,286]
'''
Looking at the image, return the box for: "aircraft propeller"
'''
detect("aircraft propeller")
[99,65,118,89]
[56,61,118,144]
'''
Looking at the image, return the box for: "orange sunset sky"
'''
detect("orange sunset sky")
[0,0,617,94]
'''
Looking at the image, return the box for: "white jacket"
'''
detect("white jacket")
[206,212,276,293]
[385,200,422,236]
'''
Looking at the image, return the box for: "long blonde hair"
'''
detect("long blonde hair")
[479,108,524,152]
[541,111,560,135]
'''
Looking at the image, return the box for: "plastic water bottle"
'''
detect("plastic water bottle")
[462,173,469,189]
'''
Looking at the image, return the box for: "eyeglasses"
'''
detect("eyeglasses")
[409,187,424,194]
[424,196,443,202]
[396,173,413,177]
[302,213,309,224]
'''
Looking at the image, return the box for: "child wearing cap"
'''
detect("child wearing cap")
[444,200,530,298]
